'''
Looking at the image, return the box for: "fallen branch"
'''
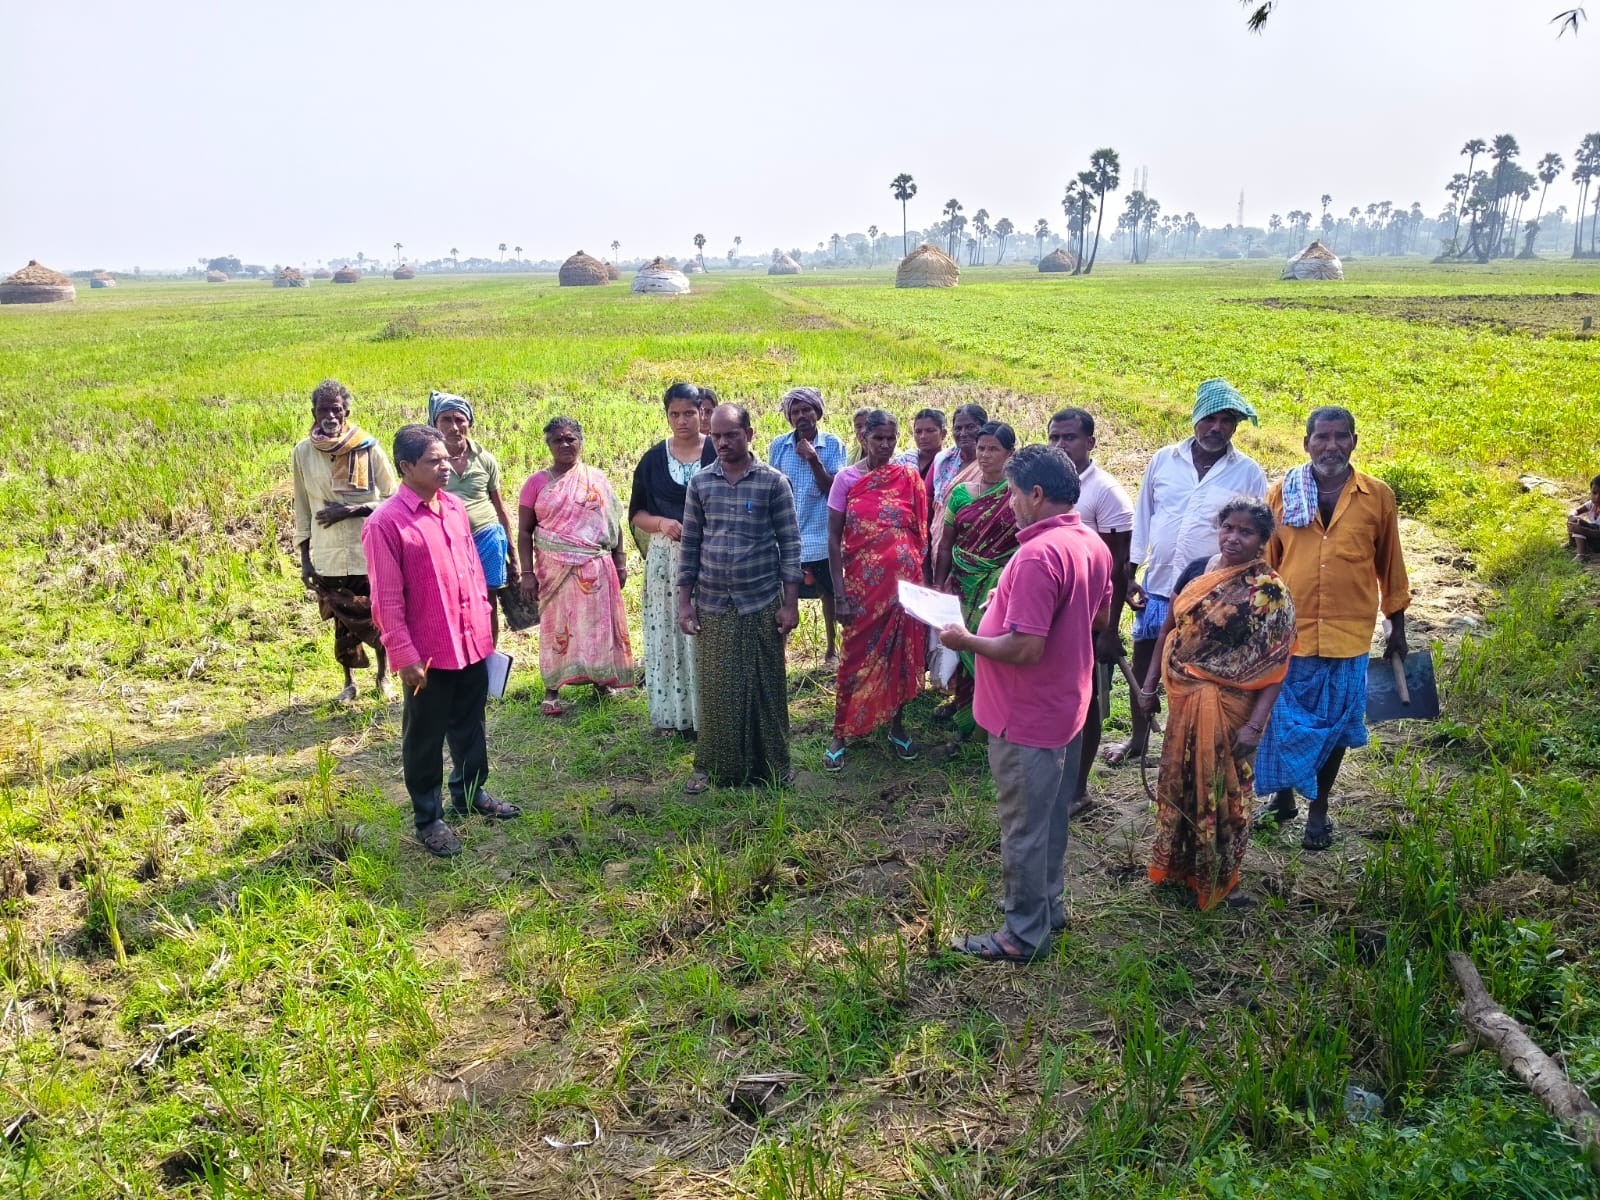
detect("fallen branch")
[1448,951,1600,1166]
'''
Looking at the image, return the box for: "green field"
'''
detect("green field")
[3,262,1599,1197]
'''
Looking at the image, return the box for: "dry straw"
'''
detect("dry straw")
[90,270,116,289]
[768,252,801,276]
[332,266,361,284]
[1,260,76,303]
[273,267,306,288]
[1038,248,1078,273]
[558,251,610,287]
[896,243,959,289]
[392,264,416,280]
[631,257,691,295]
[1283,240,1344,281]
[206,269,229,283]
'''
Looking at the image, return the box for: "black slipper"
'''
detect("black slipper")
[957,930,1048,965]
[1302,817,1335,851]
[1252,800,1299,829]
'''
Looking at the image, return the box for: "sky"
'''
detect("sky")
[2,0,1596,271]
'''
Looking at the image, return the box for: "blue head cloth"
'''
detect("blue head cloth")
[1191,378,1258,427]
[428,390,473,427]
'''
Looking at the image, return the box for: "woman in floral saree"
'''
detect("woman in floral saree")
[824,410,929,769]
[932,422,1018,725]
[1136,498,1295,909]
[517,417,637,716]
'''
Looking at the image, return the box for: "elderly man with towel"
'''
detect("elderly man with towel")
[1110,379,1268,767]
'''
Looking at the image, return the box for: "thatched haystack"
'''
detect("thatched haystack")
[632,257,691,295]
[559,251,610,287]
[604,261,620,280]
[1,260,76,303]
[1038,248,1077,273]
[684,260,705,275]
[206,269,229,283]
[312,268,333,279]
[90,271,116,289]
[768,252,801,276]
[332,266,361,284]
[273,267,306,288]
[896,244,959,289]
[1283,240,1344,281]
[393,264,416,280]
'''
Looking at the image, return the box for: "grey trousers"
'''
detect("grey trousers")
[988,732,1083,953]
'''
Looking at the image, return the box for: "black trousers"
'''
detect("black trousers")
[401,659,489,827]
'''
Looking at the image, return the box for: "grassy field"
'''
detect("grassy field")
[2,262,1598,1197]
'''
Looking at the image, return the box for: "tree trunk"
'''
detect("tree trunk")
[902,203,908,259]
[1085,191,1107,275]
[1575,182,1587,257]
[1448,952,1600,1166]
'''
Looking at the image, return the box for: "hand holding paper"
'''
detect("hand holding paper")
[898,579,964,629]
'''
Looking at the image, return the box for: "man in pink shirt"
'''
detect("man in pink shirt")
[939,445,1113,963]
[363,425,518,857]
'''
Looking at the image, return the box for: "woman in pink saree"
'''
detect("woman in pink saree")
[517,417,636,716]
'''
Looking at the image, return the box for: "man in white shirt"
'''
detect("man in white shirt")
[1106,379,1267,767]
[1047,408,1135,814]
[292,379,398,701]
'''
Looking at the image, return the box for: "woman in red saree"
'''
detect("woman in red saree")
[824,410,929,769]
[932,422,1018,727]
[1136,499,1295,909]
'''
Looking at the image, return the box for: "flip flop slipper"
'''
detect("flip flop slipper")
[1223,889,1258,909]
[1302,818,1335,851]
[683,772,711,795]
[1252,801,1300,829]
[888,733,919,761]
[957,930,1048,965]
[540,700,565,717]
[823,746,847,772]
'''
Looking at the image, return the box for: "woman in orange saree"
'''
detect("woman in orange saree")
[824,410,929,770]
[1136,498,1295,909]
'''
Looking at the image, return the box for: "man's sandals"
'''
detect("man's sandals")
[416,821,462,858]
[1252,799,1335,852]
[957,929,1050,965]
[453,792,521,820]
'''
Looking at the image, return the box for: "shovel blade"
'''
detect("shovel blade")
[1366,652,1440,723]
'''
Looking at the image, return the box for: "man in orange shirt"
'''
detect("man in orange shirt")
[1254,407,1410,851]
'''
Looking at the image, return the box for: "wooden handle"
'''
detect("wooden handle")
[1391,655,1411,705]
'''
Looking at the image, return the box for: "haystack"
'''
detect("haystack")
[896,244,959,289]
[312,268,333,280]
[273,267,306,288]
[1038,248,1077,273]
[768,252,801,276]
[684,260,705,274]
[632,257,691,295]
[332,266,361,284]
[1,260,76,303]
[604,261,620,280]
[90,271,116,289]
[559,251,610,287]
[393,264,416,280]
[1282,240,1344,281]
[206,269,229,283]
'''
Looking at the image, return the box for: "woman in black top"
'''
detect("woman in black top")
[629,382,718,736]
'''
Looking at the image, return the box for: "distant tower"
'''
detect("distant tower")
[1237,190,1245,227]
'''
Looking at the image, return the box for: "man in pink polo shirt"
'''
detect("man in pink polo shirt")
[939,445,1113,963]
[363,424,519,858]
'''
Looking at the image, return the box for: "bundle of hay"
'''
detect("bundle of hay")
[1282,240,1344,281]
[604,261,620,280]
[768,252,801,276]
[1038,248,1077,273]
[332,266,361,284]
[558,250,609,287]
[312,268,333,280]
[90,270,116,289]
[896,244,959,289]
[393,264,416,280]
[206,269,229,283]
[1,260,76,303]
[1246,247,1271,259]
[273,267,306,288]
[684,260,705,275]
[632,257,691,295]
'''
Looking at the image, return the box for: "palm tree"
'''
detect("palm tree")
[498,243,507,261]
[1452,139,1487,253]
[513,245,523,264]
[1485,134,1521,257]
[1072,172,1098,273]
[693,233,707,270]
[610,239,621,264]
[393,241,403,265]
[993,217,1015,263]
[1320,193,1332,224]
[829,232,842,263]
[355,251,366,268]
[1083,147,1121,275]
[449,247,460,269]
[941,198,963,258]
[891,173,917,257]
[866,225,878,266]
[733,235,742,264]
[972,208,990,264]
[1034,218,1050,261]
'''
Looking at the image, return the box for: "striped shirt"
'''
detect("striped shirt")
[678,458,803,614]
[362,484,495,672]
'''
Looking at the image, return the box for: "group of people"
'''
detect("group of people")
[292,373,1412,961]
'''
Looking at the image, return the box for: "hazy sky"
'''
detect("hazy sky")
[3,0,1595,271]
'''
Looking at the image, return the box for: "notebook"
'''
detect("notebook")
[485,650,513,700]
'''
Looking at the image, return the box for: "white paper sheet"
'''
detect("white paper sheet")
[897,579,964,630]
